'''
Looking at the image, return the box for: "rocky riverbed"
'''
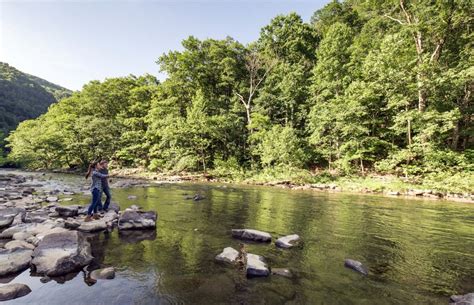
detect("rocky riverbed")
[0,171,157,302]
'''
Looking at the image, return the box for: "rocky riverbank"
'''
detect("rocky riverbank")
[0,172,157,301]
[106,168,474,204]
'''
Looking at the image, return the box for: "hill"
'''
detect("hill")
[0,62,72,135]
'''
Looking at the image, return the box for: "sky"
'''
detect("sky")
[0,0,329,90]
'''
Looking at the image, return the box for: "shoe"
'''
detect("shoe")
[93,214,101,220]
[84,215,92,222]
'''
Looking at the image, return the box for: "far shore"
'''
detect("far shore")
[6,167,470,204]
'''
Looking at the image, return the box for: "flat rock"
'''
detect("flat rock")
[344,259,368,276]
[0,283,31,301]
[272,268,293,278]
[5,240,35,250]
[46,196,59,202]
[231,229,272,242]
[275,234,300,249]
[12,232,33,241]
[64,218,81,229]
[90,267,115,280]
[118,210,157,230]
[246,253,270,277]
[56,206,79,217]
[31,230,93,276]
[0,216,15,229]
[215,247,239,264]
[77,219,108,232]
[450,293,474,305]
[0,248,33,276]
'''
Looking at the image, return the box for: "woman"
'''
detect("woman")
[84,161,109,222]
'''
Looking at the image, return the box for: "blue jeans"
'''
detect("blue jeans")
[88,188,102,215]
[102,187,111,211]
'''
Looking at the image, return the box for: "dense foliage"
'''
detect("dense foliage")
[6,0,473,188]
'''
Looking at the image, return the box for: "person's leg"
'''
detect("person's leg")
[87,189,100,217]
[94,190,102,214]
[103,187,111,211]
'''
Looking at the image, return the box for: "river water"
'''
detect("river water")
[1,172,473,304]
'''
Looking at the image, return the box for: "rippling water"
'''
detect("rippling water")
[1,172,473,304]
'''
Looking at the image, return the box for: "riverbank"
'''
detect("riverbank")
[107,167,474,204]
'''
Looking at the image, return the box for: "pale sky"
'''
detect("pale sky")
[0,0,328,90]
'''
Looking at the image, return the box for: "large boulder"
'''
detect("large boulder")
[246,253,270,277]
[31,230,93,276]
[0,248,33,276]
[215,247,239,264]
[118,210,157,230]
[22,210,49,223]
[231,229,272,242]
[344,259,368,276]
[450,293,474,305]
[275,234,301,249]
[56,206,79,217]
[90,267,115,280]
[0,283,31,301]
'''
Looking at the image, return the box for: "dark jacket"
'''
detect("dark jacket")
[99,168,109,189]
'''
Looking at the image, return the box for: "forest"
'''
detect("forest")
[5,0,473,193]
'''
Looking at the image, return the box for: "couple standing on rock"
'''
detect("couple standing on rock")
[84,159,112,222]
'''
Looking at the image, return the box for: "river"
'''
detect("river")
[1,171,473,304]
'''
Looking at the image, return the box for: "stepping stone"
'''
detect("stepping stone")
[246,253,270,277]
[231,229,272,242]
[275,234,300,249]
[215,247,239,264]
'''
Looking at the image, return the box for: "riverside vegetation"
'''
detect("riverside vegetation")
[4,1,474,197]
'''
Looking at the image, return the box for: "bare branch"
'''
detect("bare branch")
[384,14,405,25]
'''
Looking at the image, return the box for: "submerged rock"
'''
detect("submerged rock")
[0,248,33,276]
[231,229,272,242]
[275,234,301,249]
[272,268,293,278]
[0,283,31,301]
[119,229,157,243]
[118,210,157,230]
[56,206,79,217]
[90,267,115,280]
[31,230,93,276]
[215,247,239,264]
[344,259,368,276]
[449,293,474,305]
[246,253,270,277]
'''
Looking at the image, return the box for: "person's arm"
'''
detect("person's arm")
[92,171,109,179]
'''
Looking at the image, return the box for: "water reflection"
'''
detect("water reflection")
[1,178,473,304]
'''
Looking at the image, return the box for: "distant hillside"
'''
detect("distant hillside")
[0,62,72,134]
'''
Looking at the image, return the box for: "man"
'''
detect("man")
[99,160,112,212]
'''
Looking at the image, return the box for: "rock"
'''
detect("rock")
[77,219,108,232]
[118,210,157,230]
[5,240,35,250]
[450,293,474,305]
[108,203,120,213]
[31,230,93,276]
[90,267,115,280]
[127,195,137,200]
[344,259,368,276]
[22,210,49,223]
[0,223,35,239]
[56,206,79,217]
[0,283,31,301]
[193,194,205,201]
[246,253,270,277]
[275,234,300,249]
[46,196,59,202]
[35,227,69,241]
[64,218,81,229]
[0,248,33,276]
[215,247,239,264]
[387,191,400,196]
[12,232,33,241]
[272,268,293,278]
[0,216,14,229]
[231,229,272,242]
[26,236,40,247]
